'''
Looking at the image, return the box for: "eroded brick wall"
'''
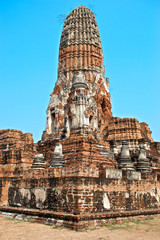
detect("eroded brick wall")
[0,129,36,205]
[5,168,160,214]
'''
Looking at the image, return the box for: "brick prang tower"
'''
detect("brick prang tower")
[43,6,112,141]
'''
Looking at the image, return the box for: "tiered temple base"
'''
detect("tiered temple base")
[0,129,160,230]
[0,206,160,230]
[0,166,160,230]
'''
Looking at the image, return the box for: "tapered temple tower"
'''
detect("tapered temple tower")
[0,6,159,230]
[43,6,112,141]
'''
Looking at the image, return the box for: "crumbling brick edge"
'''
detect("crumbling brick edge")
[0,207,160,230]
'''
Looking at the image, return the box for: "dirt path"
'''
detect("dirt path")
[0,216,159,240]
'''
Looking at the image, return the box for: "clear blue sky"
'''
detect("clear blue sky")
[0,0,160,142]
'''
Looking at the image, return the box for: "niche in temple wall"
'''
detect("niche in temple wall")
[51,110,55,132]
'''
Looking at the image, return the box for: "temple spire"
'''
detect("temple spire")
[42,6,112,141]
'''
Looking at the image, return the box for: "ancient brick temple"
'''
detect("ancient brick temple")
[0,6,160,230]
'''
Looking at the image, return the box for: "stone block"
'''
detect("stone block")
[100,150,114,158]
[127,171,141,180]
[106,169,122,179]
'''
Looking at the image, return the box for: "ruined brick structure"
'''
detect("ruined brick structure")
[0,6,160,230]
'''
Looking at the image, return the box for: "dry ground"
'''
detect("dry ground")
[0,215,159,240]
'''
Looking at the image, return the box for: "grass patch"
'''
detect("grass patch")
[52,225,63,230]
[90,227,98,231]
[105,222,134,232]
[52,226,59,229]
[6,218,21,224]
[131,219,142,224]
[103,217,160,232]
